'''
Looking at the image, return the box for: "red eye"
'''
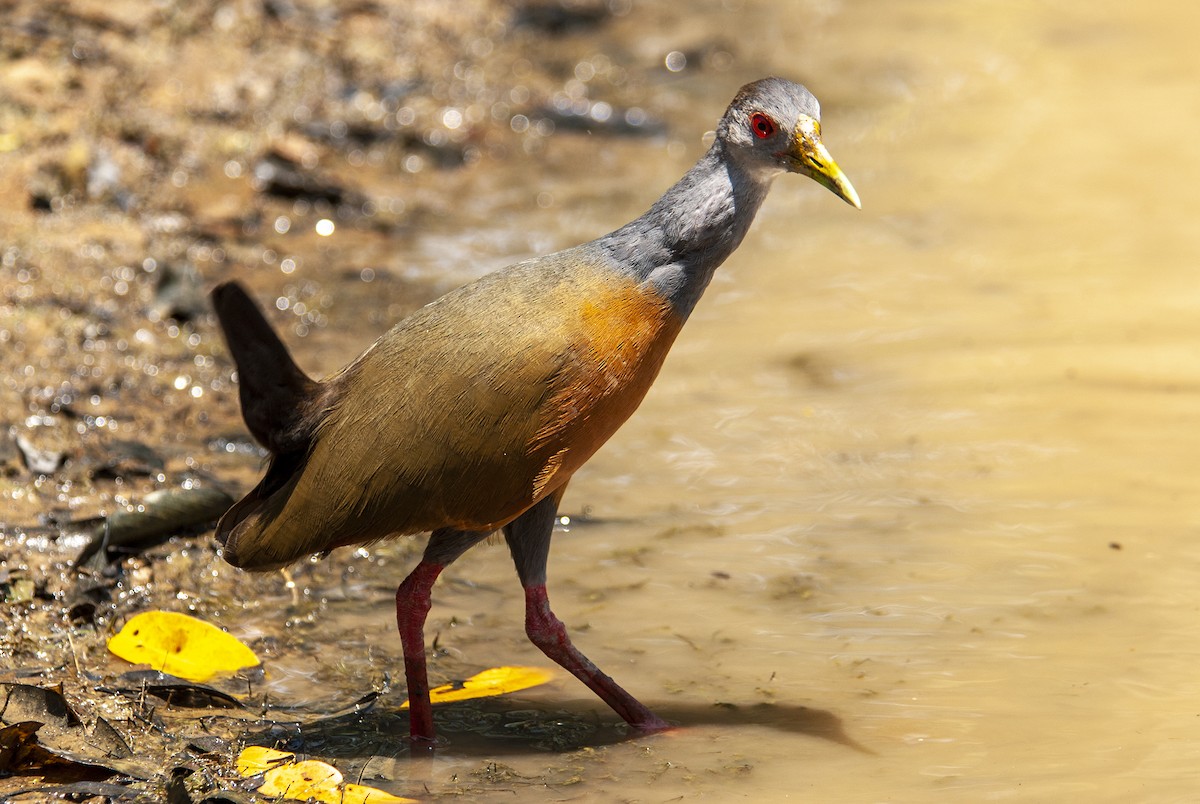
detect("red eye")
[750,112,775,139]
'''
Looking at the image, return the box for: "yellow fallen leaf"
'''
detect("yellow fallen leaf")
[237,747,415,804]
[236,745,295,776]
[400,665,554,709]
[258,759,342,799]
[107,610,259,682]
[339,782,416,804]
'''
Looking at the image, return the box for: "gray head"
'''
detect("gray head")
[716,77,860,208]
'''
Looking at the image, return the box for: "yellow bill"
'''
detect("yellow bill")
[788,114,861,209]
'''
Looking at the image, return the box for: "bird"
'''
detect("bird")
[210,76,859,743]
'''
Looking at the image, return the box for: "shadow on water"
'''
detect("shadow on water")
[239,695,870,759]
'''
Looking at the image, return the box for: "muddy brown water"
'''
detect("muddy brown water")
[233,2,1197,802]
[238,5,1199,803]
[7,0,1200,800]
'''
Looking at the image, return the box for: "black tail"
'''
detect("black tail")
[211,281,321,454]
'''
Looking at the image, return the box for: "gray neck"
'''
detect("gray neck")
[593,140,776,318]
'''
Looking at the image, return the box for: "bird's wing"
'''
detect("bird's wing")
[219,254,680,569]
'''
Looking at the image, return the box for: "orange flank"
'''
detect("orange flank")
[530,268,684,488]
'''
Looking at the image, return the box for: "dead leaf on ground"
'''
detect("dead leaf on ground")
[142,682,245,710]
[237,746,416,803]
[107,610,259,682]
[399,666,554,709]
[0,684,150,780]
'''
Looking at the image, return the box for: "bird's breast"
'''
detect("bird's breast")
[527,271,684,490]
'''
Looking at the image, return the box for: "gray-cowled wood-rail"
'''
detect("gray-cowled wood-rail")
[211,77,859,743]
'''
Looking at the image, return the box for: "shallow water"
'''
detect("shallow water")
[218,1,1200,800]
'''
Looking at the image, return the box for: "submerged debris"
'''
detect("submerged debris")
[73,486,235,569]
[150,262,208,325]
[252,151,356,207]
[13,435,64,476]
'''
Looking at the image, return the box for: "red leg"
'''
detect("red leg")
[395,560,443,742]
[524,584,670,733]
[395,528,491,743]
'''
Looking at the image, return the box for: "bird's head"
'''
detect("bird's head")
[718,77,861,209]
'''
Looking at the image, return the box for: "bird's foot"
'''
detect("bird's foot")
[628,713,674,734]
[407,733,438,754]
